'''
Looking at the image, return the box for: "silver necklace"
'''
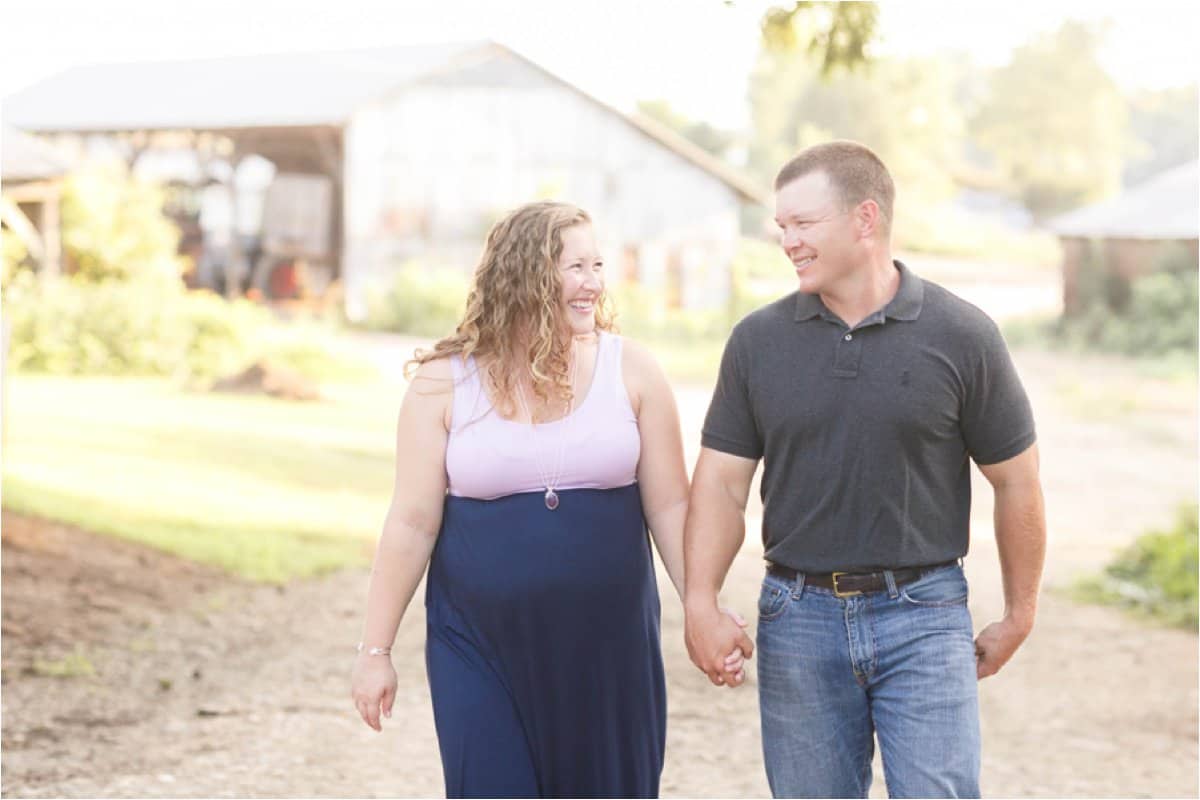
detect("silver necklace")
[514,342,579,511]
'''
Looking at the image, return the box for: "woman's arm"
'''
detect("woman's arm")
[625,338,746,682]
[623,339,688,600]
[351,358,452,731]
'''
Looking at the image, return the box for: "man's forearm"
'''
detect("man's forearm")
[993,480,1046,630]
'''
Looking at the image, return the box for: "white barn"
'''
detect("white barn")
[4,41,765,317]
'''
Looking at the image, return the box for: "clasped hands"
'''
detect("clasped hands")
[685,604,754,688]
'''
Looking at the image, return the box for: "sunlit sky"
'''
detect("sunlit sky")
[2,0,1197,130]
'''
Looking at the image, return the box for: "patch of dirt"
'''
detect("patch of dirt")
[211,361,321,402]
[1,514,237,667]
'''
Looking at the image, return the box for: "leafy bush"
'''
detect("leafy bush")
[60,162,188,284]
[257,325,378,381]
[2,227,30,288]
[173,289,268,383]
[3,272,393,387]
[360,262,469,338]
[3,163,368,387]
[1003,266,1198,359]
[1075,504,1199,628]
[3,271,266,382]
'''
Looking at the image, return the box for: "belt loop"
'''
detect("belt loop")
[883,569,899,598]
[794,571,807,599]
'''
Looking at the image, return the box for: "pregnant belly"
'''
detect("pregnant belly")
[430,485,653,612]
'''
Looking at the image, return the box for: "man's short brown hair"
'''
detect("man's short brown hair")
[775,141,894,234]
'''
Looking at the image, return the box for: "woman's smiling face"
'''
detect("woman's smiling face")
[557,223,605,336]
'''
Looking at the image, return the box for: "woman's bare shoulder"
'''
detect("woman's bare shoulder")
[403,356,458,410]
[617,336,665,380]
[405,352,456,383]
[410,355,455,381]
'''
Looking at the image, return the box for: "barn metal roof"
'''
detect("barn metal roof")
[3,41,767,204]
[3,41,485,131]
[1049,160,1199,240]
[1,125,71,182]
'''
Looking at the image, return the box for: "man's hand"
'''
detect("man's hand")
[974,615,1032,679]
[977,446,1044,681]
[686,602,755,688]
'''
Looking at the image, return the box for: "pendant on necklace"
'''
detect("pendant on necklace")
[544,488,559,511]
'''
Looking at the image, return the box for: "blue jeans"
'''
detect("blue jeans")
[756,563,981,799]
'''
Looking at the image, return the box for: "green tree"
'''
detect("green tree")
[748,49,965,211]
[760,1,879,76]
[1123,84,1199,186]
[636,99,735,159]
[61,161,187,283]
[970,21,1127,221]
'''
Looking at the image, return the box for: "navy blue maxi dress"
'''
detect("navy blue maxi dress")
[424,483,666,798]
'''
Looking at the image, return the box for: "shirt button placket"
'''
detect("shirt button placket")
[832,328,863,378]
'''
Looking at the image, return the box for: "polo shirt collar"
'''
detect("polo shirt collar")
[793,259,925,323]
[885,260,924,321]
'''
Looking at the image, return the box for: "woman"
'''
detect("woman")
[350,201,744,798]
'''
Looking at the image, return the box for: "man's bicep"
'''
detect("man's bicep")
[702,332,763,458]
[961,320,1036,464]
[693,446,758,511]
[977,442,1040,489]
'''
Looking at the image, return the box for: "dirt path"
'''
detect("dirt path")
[2,348,1196,798]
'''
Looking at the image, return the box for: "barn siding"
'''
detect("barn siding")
[343,55,741,319]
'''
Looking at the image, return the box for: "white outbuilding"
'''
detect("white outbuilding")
[5,41,765,316]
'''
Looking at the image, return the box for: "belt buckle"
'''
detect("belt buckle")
[831,572,862,598]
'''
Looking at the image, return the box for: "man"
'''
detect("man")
[683,140,1045,798]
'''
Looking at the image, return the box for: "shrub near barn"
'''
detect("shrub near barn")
[1004,241,1199,360]
[2,162,263,383]
[2,162,386,583]
[3,163,360,387]
[3,271,265,383]
[58,162,188,284]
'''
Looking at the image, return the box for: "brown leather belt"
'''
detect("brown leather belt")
[766,560,958,598]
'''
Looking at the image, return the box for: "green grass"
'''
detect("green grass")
[32,647,96,678]
[2,376,401,582]
[1071,504,1199,629]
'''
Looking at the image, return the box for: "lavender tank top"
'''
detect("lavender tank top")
[445,332,641,500]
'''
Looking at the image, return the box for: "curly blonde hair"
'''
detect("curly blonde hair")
[407,201,614,415]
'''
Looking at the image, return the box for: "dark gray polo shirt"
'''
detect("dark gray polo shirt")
[701,261,1036,572]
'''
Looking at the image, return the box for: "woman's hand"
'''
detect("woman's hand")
[351,654,398,732]
[718,607,748,687]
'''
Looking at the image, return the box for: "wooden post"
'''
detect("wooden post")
[1,316,9,454]
[40,184,61,278]
[224,154,247,300]
[315,127,345,292]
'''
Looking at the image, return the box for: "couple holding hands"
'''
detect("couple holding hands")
[351,141,1046,799]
